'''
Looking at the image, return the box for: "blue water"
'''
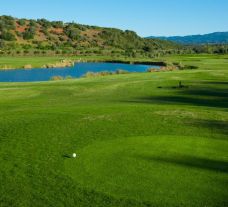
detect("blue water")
[0,62,159,82]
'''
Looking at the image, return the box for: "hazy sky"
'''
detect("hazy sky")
[0,0,227,37]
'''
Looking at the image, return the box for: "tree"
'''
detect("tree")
[17,19,26,26]
[37,19,52,29]
[0,31,16,41]
[0,15,16,30]
[52,21,64,28]
[29,20,37,27]
[64,26,81,41]
[23,27,36,40]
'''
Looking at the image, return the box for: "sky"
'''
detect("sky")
[0,0,227,37]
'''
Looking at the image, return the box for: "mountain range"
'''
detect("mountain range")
[147,32,228,45]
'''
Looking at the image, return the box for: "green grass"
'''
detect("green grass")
[0,54,228,207]
[65,136,228,206]
[0,56,64,69]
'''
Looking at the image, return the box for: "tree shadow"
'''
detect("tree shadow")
[185,119,228,136]
[201,81,228,85]
[126,84,228,109]
[136,154,228,173]
[128,95,228,109]
[183,89,228,98]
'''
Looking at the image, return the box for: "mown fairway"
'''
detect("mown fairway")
[0,55,228,207]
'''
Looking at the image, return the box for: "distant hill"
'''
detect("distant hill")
[147,32,228,45]
[0,15,180,57]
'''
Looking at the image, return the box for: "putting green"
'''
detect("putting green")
[65,136,228,206]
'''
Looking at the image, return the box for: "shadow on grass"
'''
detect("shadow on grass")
[201,81,228,85]
[62,154,71,159]
[186,119,228,136]
[126,84,228,109]
[136,154,228,173]
[183,89,228,98]
[128,95,228,109]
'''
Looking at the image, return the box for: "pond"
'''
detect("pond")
[0,62,160,82]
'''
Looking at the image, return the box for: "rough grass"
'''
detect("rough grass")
[0,54,228,207]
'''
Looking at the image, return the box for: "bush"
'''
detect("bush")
[0,16,16,30]
[0,31,16,41]
[147,68,160,72]
[23,64,33,69]
[34,51,40,55]
[16,31,22,37]
[65,75,73,80]
[84,70,130,78]
[86,71,110,77]
[52,21,64,28]
[64,26,81,40]
[23,50,30,54]
[29,20,37,27]
[23,27,36,40]
[37,19,52,29]
[50,76,64,81]
[115,69,129,74]
[173,62,185,69]
[17,19,26,26]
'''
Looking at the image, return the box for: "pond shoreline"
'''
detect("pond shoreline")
[0,62,160,82]
[0,58,166,70]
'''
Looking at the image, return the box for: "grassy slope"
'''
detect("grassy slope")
[0,54,228,207]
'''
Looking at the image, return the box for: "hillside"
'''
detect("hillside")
[148,32,228,45]
[0,15,181,57]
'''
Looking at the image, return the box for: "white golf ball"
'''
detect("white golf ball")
[72,153,77,158]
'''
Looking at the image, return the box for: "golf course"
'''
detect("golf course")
[0,54,228,207]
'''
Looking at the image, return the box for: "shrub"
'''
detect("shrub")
[147,68,160,72]
[17,19,26,26]
[37,19,52,29]
[29,20,37,27]
[23,64,33,69]
[84,72,97,78]
[115,69,129,74]
[51,21,64,28]
[65,75,73,80]
[16,31,22,37]
[42,28,49,36]
[23,50,30,54]
[99,71,113,76]
[164,61,174,67]
[0,31,16,41]
[84,70,130,78]
[23,27,36,40]
[83,72,105,78]
[173,62,185,69]
[50,76,64,81]
[34,51,40,55]
[64,26,81,40]
[0,16,16,30]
